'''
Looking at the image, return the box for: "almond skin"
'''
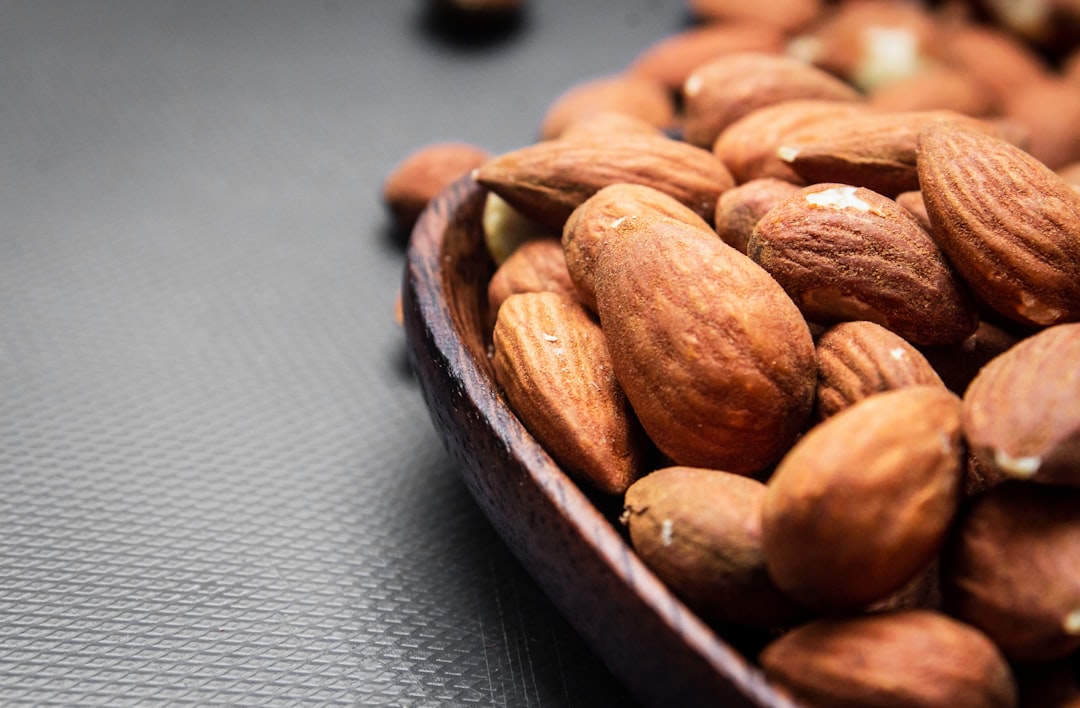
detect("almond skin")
[761,386,965,612]
[622,466,804,629]
[942,481,1080,663]
[777,110,1001,198]
[487,236,578,320]
[561,183,713,313]
[713,99,870,185]
[592,213,816,475]
[382,141,491,231]
[962,322,1080,487]
[747,182,979,346]
[714,177,801,254]
[682,52,862,149]
[473,133,735,230]
[492,292,645,495]
[917,121,1080,328]
[815,320,944,420]
[627,21,786,92]
[538,73,676,141]
[760,610,1018,708]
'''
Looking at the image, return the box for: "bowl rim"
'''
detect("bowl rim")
[401,175,798,708]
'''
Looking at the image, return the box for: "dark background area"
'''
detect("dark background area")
[0,1,693,705]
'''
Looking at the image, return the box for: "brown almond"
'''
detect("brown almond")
[713,99,870,185]
[382,141,490,231]
[473,133,735,229]
[815,320,944,420]
[538,73,676,141]
[491,292,644,495]
[942,481,1080,663]
[917,121,1080,328]
[760,610,1018,708]
[762,386,965,612]
[714,177,801,254]
[622,466,805,629]
[487,236,578,319]
[868,65,996,117]
[963,322,1080,487]
[935,21,1052,109]
[1001,78,1080,170]
[561,183,713,313]
[627,21,786,92]
[592,213,816,475]
[557,110,665,142]
[681,52,862,149]
[748,183,979,346]
[687,0,823,33]
[777,110,1001,197]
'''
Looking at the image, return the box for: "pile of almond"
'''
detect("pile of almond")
[389,1,1080,705]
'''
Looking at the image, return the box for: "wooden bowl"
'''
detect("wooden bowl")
[401,176,798,708]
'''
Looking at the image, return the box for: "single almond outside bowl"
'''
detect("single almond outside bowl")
[400,174,797,708]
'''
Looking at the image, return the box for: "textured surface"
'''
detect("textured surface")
[0,1,689,705]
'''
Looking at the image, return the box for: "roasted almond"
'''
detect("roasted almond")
[962,322,1080,487]
[714,177,801,254]
[682,52,862,149]
[592,212,817,475]
[762,386,965,612]
[492,291,645,495]
[538,73,676,141]
[917,121,1080,328]
[487,236,578,319]
[474,133,735,229]
[748,182,979,346]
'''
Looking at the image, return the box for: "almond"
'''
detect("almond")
[561,183,713,313]
[714,177,802,254]
[962,322,1080,487]
[916,121,1080,328]
[935,21,1052,109]
[747,182,979,346]
[815,320,944,420]
[761,386,965,612]
[538,73,676,141]
[591,211,816,475]
[687,0,823,33]
[627,21,786,92]
[491,291,645,495]
[382,141,491,231]
[556,110,664,142]
[1001,77,1080,170]
[760,610,1018,708]
[473,133,735,229]
[713,99,870,185]
[487,236,578,319]
[942,481,1080,663]
[681,52,862,149]
[867,65,996,117]
[622,466,804,629]
[777,110,1001,198]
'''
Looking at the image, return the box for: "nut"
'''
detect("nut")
[487,236,578,320]
[590,209,817,475]
[627,21,786,92]
[473,132,735,229]
[776,109,1001,197]
[538,73,676,141]
[759,609,1019,708]
[962,322,1080,487]
[491,291,645,495]
[942,481,1080,663]
[681,52,862,149]
[561,183,713,313]
[814,320,945,420]
[712,98,870,184]
[382,141,491,231]
[761,386,964,612]
[622,466,804,629]
[917,120,1080,328]
[714,177,802,254]
[747,182,979,346]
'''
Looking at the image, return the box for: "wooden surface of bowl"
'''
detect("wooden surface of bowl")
[401,176,800,708]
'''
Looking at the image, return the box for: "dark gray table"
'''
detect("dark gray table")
[0,1,693,705]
